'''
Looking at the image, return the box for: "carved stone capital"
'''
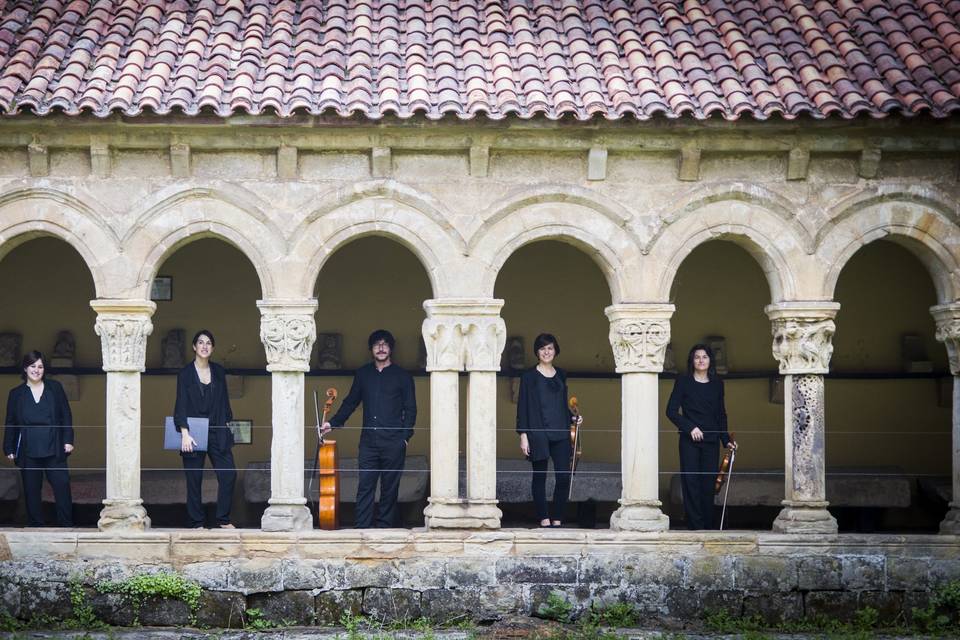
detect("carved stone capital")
[422,299,506,372]
[257,299,318,372]
[90,300,156,372]
[765,302,840,375]
[932,303,960,375]
[604,304,675,373]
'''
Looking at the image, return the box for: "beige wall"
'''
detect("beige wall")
[0,235,950,490]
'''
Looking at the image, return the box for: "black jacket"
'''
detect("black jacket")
[329,362,416,442]
[666,375,731,446]
[3,379,74,465]
[516,367,573,462]
[174,361,234,454]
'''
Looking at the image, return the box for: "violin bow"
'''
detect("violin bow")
[307,389,322,520]
[567,397,581,502]
[719,446,737,531]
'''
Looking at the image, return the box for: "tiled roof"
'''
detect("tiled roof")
[1,0,959,121]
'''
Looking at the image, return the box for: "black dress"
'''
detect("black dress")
[666,375,730,529]
[2,380,74,526]
[516,367,573,523]
[173,362,235,527]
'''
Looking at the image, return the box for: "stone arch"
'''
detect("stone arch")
[647,199,805,302]
[126,189,284,298]
[818,195,960,303]
[470,198,635,302]
[293,184,466,297]
[0,187,118,296]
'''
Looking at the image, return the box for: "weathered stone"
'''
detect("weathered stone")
[248,590,315,626]
[137,595,192,626]
[397,558,446,590]
[930,558,960,587]
[797,556,841,591]
[858,590,903,624]
[444,558,497,587]
[804,590,859,622]
[886,557,931,591]
[231,559,284,594]
[620,584,669,615]
[840,556,885,591]
[742,592,803,624]
[0,576,18,617]
[421,588,481,624]
[281,558,328,590]
[664,587,702,620]
[578,554,623,584]
[315,589,363,625]
[362,587,421,622]
[195,590,246,629]
[495,557,578,584]
[529,584,593,620]
[19,582,71,621]
[181,562,232,590]
[686,555,736,590]
[87,590,136,626]
[477,585,525,618]
[735,556,797,591]
[344,560,399,588]
[622,554,684,587]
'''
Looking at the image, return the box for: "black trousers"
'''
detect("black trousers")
[182,443,236,527]
[679,437,720,530]
[356,435,406,528]
[21,454,73,527]
[531,437,572,522]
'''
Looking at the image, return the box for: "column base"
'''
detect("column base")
[261,503,313,532]
[98,500,151,532]
[940,504,960,534]
[424,497,501,529]
[609,500,669,532]
[772,501,837,534]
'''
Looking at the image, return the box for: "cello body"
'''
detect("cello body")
[313,388,341,530]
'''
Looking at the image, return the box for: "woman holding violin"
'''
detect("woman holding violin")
[666,343,736,530]
[517,333,581,528]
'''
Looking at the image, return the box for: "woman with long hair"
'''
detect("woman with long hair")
[666,344,735,529]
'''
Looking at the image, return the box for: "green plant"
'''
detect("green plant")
[96,572,202,626]
[588,601,638,627]
[243,607,278,631]
[339,610,367,640]
[0,611,21,632]
[63,577,103,630]
[537,591,574,623]
[703,608,764,633]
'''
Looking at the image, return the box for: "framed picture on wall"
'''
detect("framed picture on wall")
[228,419,253,444]
[150,275,173,301]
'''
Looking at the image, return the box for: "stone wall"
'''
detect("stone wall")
[1,530,956,629]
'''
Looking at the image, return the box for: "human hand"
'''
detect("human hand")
[181,430,197,453]
[574,415,583,426]
[690,427,704,442]
[727,440,737,450]
[64,444,74,454]
[321,421,332,435]
[5,454,13,461]
[520,433,530,457]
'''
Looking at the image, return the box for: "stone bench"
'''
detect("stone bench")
[459,458,623,502]
[668,467,913,508]
[40,470,223,505]
[243,455,429,504]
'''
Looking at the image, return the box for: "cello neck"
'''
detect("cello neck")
[313,390,323,444]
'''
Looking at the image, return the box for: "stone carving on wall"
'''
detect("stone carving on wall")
[260,314,316,371]
[503,336,525,371]
[51,331,76,368]
[608,318,671,373]
[422,319,466,371]
[161,329,185,369]
[0,333,21,367]
[770,318,835,375]
[315,333,343,369]
[463,318,506,372]
[94,316,153,372]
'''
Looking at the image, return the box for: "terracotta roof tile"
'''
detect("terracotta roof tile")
[1,0,959,120]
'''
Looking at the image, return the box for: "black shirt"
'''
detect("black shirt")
[666,375,731,445]
[21,389,57,458]
[536,372,568,442]
[329,362,416,441]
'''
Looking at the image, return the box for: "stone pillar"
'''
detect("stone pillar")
[932,303,960,534]
[606,303,673,531]
[766,301,840,534]
[91,299,156,531]
[258,299,317,531]
[422,299,506,528]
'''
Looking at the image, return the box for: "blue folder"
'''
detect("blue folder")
[164,416,209,451]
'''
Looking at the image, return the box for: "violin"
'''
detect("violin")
[567,396,583,501]
[312,388,340,530]
[715,433,736,494]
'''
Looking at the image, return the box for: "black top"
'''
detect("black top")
[3,379,74,464]
[536,372,568,442]
[329,362,416,442]
[174,362,234,454]
[516,366,573,462]
[665,375,731,445]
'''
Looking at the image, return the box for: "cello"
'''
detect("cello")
[567,396,583,501]
[715,433,737,531]
[311,388,340,530]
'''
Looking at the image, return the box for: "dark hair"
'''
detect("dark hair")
[368,329,395,350]
[192,329,215,347]
[20,350,47,381]
[686,343,718,380]
[533,333,560,357]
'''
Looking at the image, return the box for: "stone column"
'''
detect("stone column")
[258,299,317,531]
[766,301,840,534]
[932,303,960,534]
[606,303,673,531]
[422,299,506,528]
[91,299,156,531]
